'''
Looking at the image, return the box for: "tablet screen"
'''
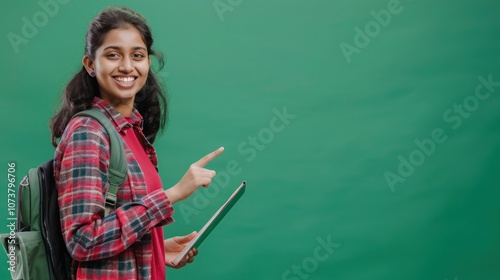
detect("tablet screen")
[171,181,247,265]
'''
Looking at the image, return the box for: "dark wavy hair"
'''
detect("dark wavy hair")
[50,6,167,147]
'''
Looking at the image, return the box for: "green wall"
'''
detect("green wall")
[1,0,499,279]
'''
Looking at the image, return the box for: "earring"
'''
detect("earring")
[90,71,95,77]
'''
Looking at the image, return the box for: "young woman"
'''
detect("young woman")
[50,6,223,279]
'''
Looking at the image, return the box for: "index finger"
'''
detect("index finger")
[193,147,224,167]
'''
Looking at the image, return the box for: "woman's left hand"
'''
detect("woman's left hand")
[164,231,198,268]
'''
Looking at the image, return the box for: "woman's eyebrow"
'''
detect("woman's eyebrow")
[103,46,147,51]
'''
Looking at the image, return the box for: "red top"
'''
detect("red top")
[123,117,165,280]
[55,97,173,279]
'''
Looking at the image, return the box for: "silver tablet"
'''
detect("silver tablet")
[171,181,247,266]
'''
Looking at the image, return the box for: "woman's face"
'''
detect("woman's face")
[85,26,150,107]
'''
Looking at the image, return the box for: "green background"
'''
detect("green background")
[1,0,499,279]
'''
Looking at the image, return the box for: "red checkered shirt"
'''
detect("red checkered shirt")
[54,97,174,279]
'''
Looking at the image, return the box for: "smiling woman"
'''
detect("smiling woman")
[48,6,225,280]
[50,6,167,146]
[82,27,151,116]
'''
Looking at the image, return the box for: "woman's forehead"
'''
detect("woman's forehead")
[100,27,147,50]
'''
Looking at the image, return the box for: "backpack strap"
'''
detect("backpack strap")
[73,108,127,215]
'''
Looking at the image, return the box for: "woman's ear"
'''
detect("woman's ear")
[82,55,95,76]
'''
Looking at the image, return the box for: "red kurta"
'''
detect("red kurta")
[122,116,166,280]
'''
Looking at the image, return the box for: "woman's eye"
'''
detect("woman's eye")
[107,53,120,58]
[133,53,145,59]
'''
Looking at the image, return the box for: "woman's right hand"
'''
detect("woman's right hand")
[165,147,224,204]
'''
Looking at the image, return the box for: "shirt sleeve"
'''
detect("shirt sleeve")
[55,117,174,262]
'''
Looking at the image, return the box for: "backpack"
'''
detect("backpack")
[0,108,127,280]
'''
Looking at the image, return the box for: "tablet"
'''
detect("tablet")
[171,181,247,266]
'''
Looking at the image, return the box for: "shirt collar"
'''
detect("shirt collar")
[91,97,144,133]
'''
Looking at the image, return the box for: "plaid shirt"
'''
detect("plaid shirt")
[54,97,174,279]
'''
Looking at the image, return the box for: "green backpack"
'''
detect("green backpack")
[0,108,127,280]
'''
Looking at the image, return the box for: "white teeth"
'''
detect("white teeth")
[115,77,135,83]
